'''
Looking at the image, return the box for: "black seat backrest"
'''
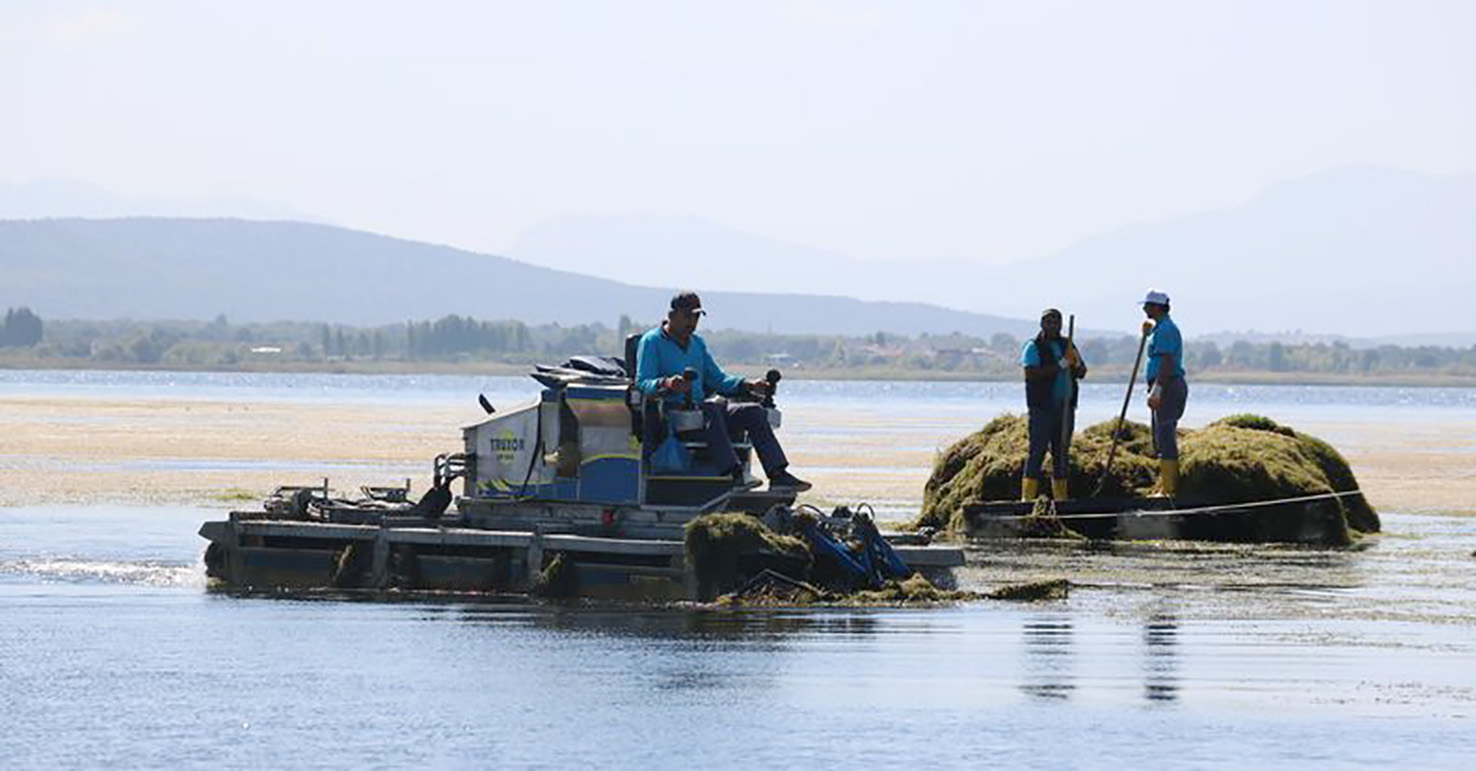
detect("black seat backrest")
[624,332,642,381]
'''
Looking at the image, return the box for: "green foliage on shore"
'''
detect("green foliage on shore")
[1,307,43,347]
[5,308,1476,382]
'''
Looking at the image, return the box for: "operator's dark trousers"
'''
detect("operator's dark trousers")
[1025,405,1074,478]
[1149,376,1189,460]
[646,398,788,476]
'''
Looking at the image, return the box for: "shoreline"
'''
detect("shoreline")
[2,392,1472,516]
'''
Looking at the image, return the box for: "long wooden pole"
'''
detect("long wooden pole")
[1059,315,1076,468]
[1093,327,1150,497]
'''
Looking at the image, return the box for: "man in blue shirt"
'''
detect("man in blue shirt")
[635,291,811,492]
[1141,289,1188,496]
[1020,308,1088,500]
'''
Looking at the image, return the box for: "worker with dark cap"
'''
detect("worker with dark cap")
[1141,289,1187,496]
[1020,308,1087,500]
[635,291,811,492]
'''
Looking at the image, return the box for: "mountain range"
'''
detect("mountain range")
[2,165,1472,342]
[0,218,1039,338]
[510,166,1476,339]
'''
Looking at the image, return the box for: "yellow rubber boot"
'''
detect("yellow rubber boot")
[1051,478,1070,501]
[1160,459,1180,497]
[1021,477,1040,501]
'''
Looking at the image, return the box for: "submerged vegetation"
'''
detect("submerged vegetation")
[919,414,1378,543]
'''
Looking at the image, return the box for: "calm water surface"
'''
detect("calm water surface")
[4,504,1474,768]
[3,371,1475,767]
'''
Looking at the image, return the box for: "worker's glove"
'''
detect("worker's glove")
[1141,320,1155,336]
[1147,383,1163,410]
[1062,347,1080,368]
[666,375,691,394]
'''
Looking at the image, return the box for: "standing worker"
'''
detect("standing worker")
[1020,308,1088,500]
[1141,290,1188,496]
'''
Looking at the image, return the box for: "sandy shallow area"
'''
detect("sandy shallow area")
[2,393,1472,517]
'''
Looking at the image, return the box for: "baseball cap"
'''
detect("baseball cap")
[1141,289,1170,306]
[1040,308,1062,320]
[670,291,706,315]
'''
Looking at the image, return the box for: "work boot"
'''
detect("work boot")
[1020,477,1040,501]
[1160,459,1180,497]
[1051,478,1070,501]
[768,470,812,493]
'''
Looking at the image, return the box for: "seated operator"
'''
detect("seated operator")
[635,291,811,492]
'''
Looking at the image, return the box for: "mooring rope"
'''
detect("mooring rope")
[983,489,1366,522]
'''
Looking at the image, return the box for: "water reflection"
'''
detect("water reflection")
[1142,614,1180,703]
[1016,612,1182,704]
[1019,615,1075,701]
[449,605,888,697]
[452,605,884,644]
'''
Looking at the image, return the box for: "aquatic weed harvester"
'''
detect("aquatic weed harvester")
[199,341,962,600]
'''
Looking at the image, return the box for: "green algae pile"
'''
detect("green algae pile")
[685,512,811,599]
[686,512,984,606]
[919,413,1378,543]
[686,513,1087,606]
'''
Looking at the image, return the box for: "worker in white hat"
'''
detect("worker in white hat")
[1141,290,1187,496]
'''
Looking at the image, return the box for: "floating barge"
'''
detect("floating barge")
[962,491,1363,546]
[200,353,963,600]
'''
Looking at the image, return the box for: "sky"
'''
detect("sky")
[4,0,1475,272]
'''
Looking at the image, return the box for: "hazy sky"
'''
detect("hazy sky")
[5,0,1475,267]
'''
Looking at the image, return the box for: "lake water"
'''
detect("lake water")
[3,370,1475,767]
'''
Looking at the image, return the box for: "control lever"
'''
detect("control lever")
[763,369,781,409]
[682,367,697,410]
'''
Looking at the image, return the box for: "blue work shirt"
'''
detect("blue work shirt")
[1146,314,1186,381]
[635,326,745,406]
[1020,338,1070,404]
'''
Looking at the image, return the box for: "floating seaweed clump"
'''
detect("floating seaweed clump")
[987,578,1070,601]
[918,413,1378,542]
[842,573,978,605]
[714,571,980,607]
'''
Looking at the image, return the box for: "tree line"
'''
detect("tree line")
[1,307,43,347]
[2,306,1475,379]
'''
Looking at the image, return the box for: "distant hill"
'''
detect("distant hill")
[0,218,1039,338]
[987,166,1476,337]
[510,166,1476,339]
[510,212,866,297]
[510,211,1005,313]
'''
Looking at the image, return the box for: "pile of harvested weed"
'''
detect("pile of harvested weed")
[685,512,810,599]
[919,413,1378,540]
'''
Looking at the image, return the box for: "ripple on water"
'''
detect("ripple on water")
[0,557,206,589]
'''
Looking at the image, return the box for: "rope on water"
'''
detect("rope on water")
[985,489,1366,522]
